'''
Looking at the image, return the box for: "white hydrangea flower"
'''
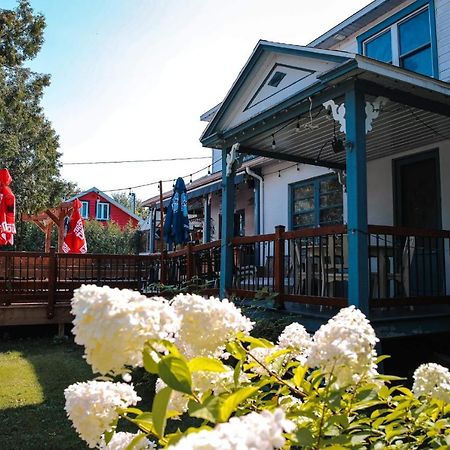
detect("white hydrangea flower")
[278,322,311,364]
[278,395,302,412]
[64,380,140,448]
[155,368,248,414]
[247,345,287,376]
[307,306,379,387]
[168,408,294,450]
[171,294,253,359]
[71,285,180,374]
[100,432,155,450]
[413,363,450,403]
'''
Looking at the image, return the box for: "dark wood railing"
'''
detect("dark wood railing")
[1,225,450,322]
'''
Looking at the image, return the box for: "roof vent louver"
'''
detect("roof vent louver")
[268,71,286,87]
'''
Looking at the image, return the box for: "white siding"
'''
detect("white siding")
[436,0,450,81]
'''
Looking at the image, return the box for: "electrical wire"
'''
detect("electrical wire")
[63,156,210,165]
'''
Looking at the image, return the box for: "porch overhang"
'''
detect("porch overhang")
[201,53,450,169]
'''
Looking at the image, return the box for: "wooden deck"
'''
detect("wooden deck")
[1,224,450,335]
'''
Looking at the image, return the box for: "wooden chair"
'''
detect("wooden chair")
[387,236,416,297]
[320,234,348,297]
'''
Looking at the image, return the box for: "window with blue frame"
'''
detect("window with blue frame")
[360,2,436,77]
[291,175,343,229]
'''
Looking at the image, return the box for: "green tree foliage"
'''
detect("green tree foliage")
[83,220,140,254]
[0,1,74,220]
[111,192,147,219]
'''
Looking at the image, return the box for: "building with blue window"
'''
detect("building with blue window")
[197,0,450,337]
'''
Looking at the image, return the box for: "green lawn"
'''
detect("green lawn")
[0,336,92,450]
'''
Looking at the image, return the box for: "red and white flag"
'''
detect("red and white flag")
[0,169,16,246]
[62,199,87,254]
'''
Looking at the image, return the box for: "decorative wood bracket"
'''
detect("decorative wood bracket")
[226,143,242,177]
[323,96,389,136]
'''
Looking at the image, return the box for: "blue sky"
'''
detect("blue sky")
[3,0,371,200]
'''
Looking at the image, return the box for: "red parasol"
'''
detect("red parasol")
[0,169,16,246]
[62,199,87,254]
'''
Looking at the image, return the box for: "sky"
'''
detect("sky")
[3,0,372,201]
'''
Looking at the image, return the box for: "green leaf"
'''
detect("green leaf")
[237,333,273,348]
[293,365,307,387]
[159,355,192,395]
[226,341,247,361]
[133,413,154,434]
[219,385,261,422]
[152,386,172,438]
[188,357,228,373]
[143,348,159,374]
[295,428,315,446]
[233,361,242,388]
[188,396,223,423]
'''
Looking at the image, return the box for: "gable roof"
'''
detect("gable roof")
[66,187,142,222]
[308,0,405,49]
[200,40,354,145]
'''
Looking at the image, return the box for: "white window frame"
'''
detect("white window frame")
[80,201,89,219]
[96,202,110,221]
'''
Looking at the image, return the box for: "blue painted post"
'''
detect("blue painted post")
[220,148,235,298]
[345,86,370,314]
[203,195,211,243]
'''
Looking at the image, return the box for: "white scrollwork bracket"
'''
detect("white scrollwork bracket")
[323,100,346,133]
[365,96,389,133]
[226,143,242,177]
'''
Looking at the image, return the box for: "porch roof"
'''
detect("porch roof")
[200,43,450,168]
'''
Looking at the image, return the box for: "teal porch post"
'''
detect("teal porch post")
[203,195,211,243]
[345,86,369,314]
[220,148,235,298]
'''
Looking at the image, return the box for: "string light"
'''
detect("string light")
[295,118,301,133]
[296,164,300,171]
[207,166,211,175]
[278,170,281,178]
[189,174,193,183]
[271,134,276,150]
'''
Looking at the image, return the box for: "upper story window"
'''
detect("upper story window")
[96,202,110,221]
[290,175,343,230]
[80,201,89,219]
[359,1,436,78]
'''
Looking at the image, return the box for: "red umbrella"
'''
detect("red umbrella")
[62,199,87,254]
[0,169,16,246]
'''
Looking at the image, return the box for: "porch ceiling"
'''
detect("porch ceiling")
[238,99,450,167]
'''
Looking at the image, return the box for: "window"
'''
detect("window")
[96,202,110,220]
[290,175,343,229]
[80,201,89,219]
[359,1,436,77]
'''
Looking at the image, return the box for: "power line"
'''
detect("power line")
[63,156,210,166]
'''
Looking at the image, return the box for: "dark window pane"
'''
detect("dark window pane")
[320,191,342,207]
[294,184,313,200]
[294,212,315,228]
[401,46,432,76]
[399,9,430,56]
[320,207,343,224]
[294,198,314,212]
[320,177,340,192]
[365,30,392,63]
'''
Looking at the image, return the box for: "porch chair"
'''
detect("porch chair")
[387,236,416,297]
[320,234,348,297]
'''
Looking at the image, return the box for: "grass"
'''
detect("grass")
[0,336,92,450]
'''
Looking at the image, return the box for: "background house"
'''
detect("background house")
[67,187,141,229]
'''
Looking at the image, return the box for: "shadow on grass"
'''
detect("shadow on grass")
[0,336,92,450]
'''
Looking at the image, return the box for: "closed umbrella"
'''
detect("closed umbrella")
[62,199,87,254]
[163,177,190,246]
[0,169,16,246]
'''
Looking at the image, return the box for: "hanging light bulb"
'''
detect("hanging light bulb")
[207,166,211,175]
[295,118,301,133]
[271,134,276,150]
[190,174,193,183]
[278,170,281,178]
[296,164,300,171]
[172,179,175,188]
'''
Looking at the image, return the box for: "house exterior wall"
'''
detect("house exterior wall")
[78,192,139,229]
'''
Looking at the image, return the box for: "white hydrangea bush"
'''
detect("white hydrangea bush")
[65,286,450,449]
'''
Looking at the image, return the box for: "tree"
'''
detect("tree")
[0,1,75,247]
[111,191,148,219]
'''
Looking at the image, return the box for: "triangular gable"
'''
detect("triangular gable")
[66,187,142,222]
[201,41,353,144]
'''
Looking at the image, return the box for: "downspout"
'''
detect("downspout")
[245,167,264,234]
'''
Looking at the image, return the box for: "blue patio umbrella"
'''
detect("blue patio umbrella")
[163,177,190,245]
